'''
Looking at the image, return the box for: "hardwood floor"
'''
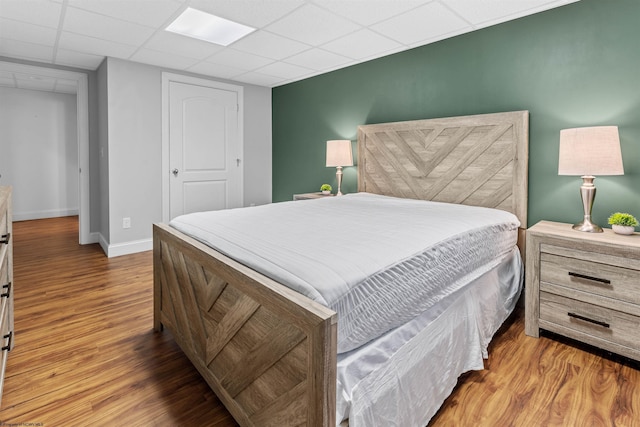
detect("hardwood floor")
[1,216,639,426]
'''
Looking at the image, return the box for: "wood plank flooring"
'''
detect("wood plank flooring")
[1,216,639,426]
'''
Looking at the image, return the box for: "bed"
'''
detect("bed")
[153,110,529,426]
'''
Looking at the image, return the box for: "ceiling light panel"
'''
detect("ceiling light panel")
[166,8,255,46]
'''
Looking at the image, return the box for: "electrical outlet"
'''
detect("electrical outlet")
[122,217,131,229]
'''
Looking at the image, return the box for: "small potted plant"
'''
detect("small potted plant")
[608,212,638,235]
[320,184,332,195]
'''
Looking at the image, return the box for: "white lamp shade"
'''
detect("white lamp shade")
[558,126,624,176]
[326,140,353,167]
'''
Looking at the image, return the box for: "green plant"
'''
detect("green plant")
[608,212,639,227]
[320,184,332,192]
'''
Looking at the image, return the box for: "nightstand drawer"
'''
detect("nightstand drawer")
[540,291,640,350]
[540,252,640,305]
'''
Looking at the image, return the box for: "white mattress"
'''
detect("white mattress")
[338,247,523,426]
[170,192,520,353]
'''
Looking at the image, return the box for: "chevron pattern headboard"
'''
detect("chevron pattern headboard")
[357,111,529,229]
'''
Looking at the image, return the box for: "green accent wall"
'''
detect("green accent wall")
[272,0,640,228]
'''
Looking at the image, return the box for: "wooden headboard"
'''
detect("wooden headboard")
[357,111,529,251]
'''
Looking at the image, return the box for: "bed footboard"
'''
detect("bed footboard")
[153,224,338,426]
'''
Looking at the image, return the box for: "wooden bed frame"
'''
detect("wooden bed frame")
[153,110,529,426]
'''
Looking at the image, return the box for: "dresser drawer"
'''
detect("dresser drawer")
[540,252,640,305]
[540,291,640,350]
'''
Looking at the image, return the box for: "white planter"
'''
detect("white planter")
[612,224,635,235]
[322,190,330,195]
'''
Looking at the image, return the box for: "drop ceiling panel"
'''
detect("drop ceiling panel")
[445,0,572,26]
[206,49,274,71]
[129,48,200,70]
[0,0,62,28]
[58,32,139,58]
[0,0,581,87]
[317,0,427,26]
[55,48,104,69]
[63,6,155,45]
[232,30,310,60]
[284,48,351,71]
[66,0,183,28]
[371,2,469,46]
[0,17,58,46]
[189,0,306,28]
[265,4,360,46]
[187,61,246,79]
[142,31,224,60]
[0,39,54,62]
[321,28,403,61]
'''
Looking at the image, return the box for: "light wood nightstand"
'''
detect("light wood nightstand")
[293,192,335,200]
[525,220,640,362]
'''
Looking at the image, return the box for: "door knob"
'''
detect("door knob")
[172,168,179,177]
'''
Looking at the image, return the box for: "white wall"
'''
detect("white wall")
[0,87,79,220]
[100,58,272,256]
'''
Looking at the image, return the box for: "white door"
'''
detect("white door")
[168,81,242,220]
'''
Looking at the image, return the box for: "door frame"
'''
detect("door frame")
[0,60,93,245]
[161,72,244,223]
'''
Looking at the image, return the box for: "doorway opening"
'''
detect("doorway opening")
[0,60,93,244]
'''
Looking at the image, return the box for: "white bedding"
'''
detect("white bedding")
[170,192,520,353]
[337,247,522,426]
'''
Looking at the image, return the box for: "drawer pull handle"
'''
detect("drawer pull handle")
[568,271,611,285]
[568,312,610,329]
[1,282,10,298]
[0,233,9,245]
[2,331,12,351]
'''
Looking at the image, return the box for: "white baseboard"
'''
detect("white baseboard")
[13,208,79,221]
[106,237,153,258]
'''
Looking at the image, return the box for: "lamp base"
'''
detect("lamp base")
[573,175,603,233]
[572,218,603,233]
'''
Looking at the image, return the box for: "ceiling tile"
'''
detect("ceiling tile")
[187,61,246,79]
[188,0,305,28]
[63,6,155,46]
[58,31,138,58]
[265,3,360,46]
[142,31,224,60]
[232,30,309,60]
[206,48,274,71]
[255,61,313,79]
[129,48,200,70]
[371,2,469,45]
[0,0,62,28]
[232,71,286,87]
[444,0,567,26]
[284,48,351,71]
[66,0,183,28]
[322,28,403,60]
[0,0,580,88]
[0,17,58,46]
[54,48,104,69]
[315,0,427,26]
[0,38,54,62]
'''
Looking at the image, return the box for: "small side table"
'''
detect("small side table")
[293,192,335,201]
[525,220,640,362]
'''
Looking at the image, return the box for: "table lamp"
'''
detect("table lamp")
[326,140,353,196]
[558,126,624,232]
